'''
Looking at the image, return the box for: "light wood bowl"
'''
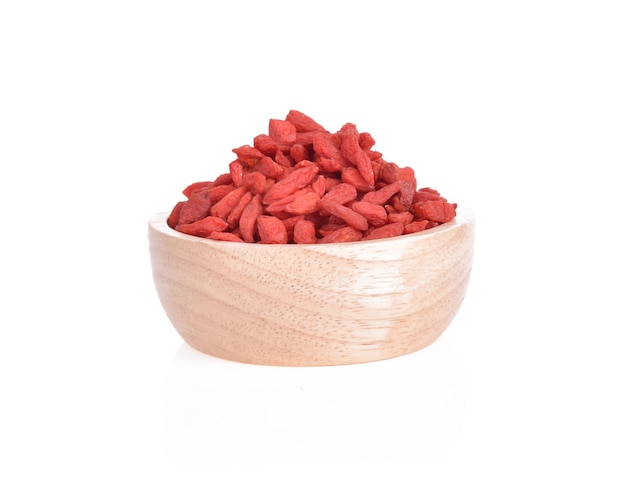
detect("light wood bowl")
[149,204,475,366]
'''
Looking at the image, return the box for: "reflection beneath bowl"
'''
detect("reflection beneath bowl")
[162,337,465,466]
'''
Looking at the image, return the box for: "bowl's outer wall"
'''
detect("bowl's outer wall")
[149,205,475,366]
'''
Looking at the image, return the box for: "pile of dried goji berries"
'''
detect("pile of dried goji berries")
[167,110,457,243]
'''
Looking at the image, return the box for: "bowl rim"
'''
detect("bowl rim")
[149,202,474,249]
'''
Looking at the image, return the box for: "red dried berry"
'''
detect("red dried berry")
[167,111,457,243]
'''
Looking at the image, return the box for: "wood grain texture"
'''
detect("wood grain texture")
[149,204,475,366]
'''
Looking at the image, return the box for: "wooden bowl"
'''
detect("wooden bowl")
[149,204,475,366]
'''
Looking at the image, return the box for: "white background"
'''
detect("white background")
[1,1,625,481]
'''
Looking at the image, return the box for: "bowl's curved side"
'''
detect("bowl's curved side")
[148,205,475,366]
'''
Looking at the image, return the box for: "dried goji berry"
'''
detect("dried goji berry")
[232,145,264,164]
[268,119,297,144]
[239,194,263,242]
[178,189,212,225]
[274,150,294,168]
[167,201,185,228]
[318,221,348,237]
[414,200,457,223]
[340,129,375,186]
[320,182,357,206]
[316,156,343,174]
[361,181,401,205]
[404,220,429,234]
[413,187,445,203]
[182,181,211,199]
[210,231,244,242]
[257,215,288,244]
[241,171,267,195]
[387,211,413,225]
[280,214,305,233]
[265,188,311,214]
[397,166,416,182]
[227,190,253,228]
[285,110,327,133]
[254,156,284,178]
[358,132,376,150]
[263,165,319,204]
[341,167,372,192]
[318,226,363,244]
[397,179,417,207]
[319,199,369,231]
[351,201,388,227]
[253,134,278,156]
[210,186,247,220]
[294,159,317,170]
[208,184,236,203]
[294,131,318,146]
[293,219,317,244]
[177,216,228,238]
[323,176,341,192]
[362,222,404,241]
[313,132,347,167]
[311,175,326,198]
[211,172,234,187]
[283,191,321,215]
[391,195,410,213]
[290,144,309,162]
[367,150,383,161]
[229,160,245,186]
[371,159,382,183]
